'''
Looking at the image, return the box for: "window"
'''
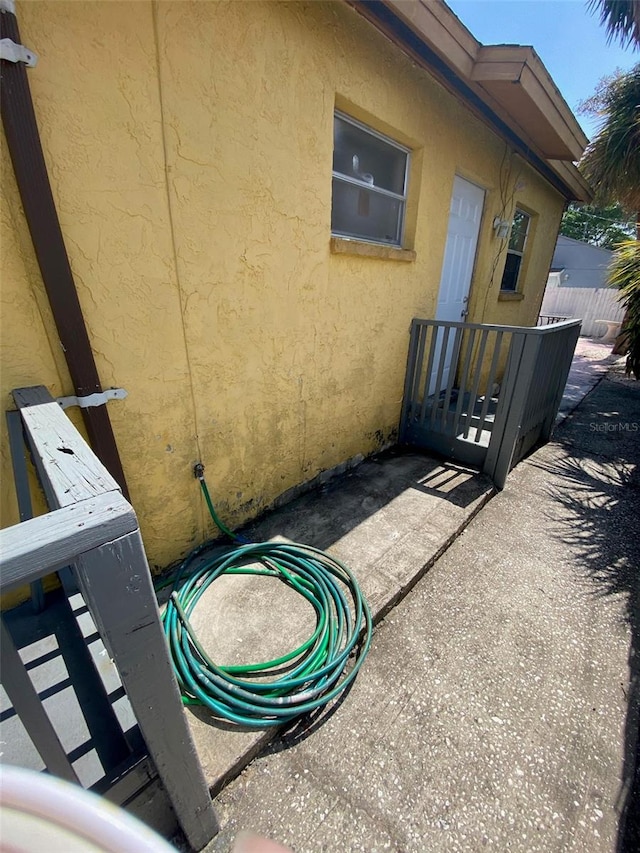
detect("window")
[331,111,409,247]
[500,209,530,291]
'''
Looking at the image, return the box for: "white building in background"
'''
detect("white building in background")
[539,235,625,337]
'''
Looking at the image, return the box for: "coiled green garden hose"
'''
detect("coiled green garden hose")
[161,473,372,728]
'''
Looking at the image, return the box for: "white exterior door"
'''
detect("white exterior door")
[431,175,485,393]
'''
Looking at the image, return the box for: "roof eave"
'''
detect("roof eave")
[547,160,594,204]
[346,0,592,201]
[471,45,588,162]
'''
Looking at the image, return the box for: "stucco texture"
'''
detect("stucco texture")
[1,1,565,583]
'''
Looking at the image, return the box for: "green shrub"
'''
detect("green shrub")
[609,240,640,378]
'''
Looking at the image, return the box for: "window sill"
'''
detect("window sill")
[330,237,416,262]
[498,291,525,302]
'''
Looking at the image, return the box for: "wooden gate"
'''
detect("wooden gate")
[400,318,581,488]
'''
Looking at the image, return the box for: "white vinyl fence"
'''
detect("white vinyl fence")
[540,271,624,338]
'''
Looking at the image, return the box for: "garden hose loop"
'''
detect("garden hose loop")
[161,476,372,728]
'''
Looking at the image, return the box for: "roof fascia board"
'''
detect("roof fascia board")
[525,48,589,150]
[473,45,588,158]
[385,5,588,158]
[547,160,593,202]
[382,0,480,77]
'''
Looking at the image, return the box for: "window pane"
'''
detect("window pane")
[333,115,407,196]
[500,251,522,291]
[331,179,403,245]
[509,210,530,252]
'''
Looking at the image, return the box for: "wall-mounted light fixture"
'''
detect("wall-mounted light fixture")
[493,216,510,239]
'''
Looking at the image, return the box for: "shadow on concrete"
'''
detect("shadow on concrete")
[170,449,488,726]
[263,675,357,754]
[3,443,493,821]
[240,448,488,553]
[1,588,134,779]
[531,380,640,853]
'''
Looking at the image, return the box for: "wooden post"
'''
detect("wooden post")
[484,332,540,489]
[5,410,45,611]
[76,529,219,849]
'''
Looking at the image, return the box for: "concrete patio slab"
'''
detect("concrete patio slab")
[183,335,621,800]
[183,452,495,795]
[557,336,619,422]
[198,375,640,853]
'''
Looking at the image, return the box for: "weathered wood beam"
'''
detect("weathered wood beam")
[0,493,136,590]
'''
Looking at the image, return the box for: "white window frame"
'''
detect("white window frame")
[500,208,531,292]
[331,110,410,248]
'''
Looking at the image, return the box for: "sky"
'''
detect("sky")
[446,0,638,140]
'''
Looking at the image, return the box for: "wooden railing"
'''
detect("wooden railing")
[400,318,581,488]
[0,387,218,849]
[400,320,510,461]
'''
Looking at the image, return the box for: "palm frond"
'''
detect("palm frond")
[587,0,640,48]
[580,64,640,213]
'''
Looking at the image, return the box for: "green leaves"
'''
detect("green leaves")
[587,0,640,49]
[579,64,640,215]
[608,239,640,378]
[560,203,635,248]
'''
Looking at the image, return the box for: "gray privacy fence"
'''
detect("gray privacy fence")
[400,318,581,488]
[0,387,218,849]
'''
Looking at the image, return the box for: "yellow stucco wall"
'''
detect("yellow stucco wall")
[1,1,565,585]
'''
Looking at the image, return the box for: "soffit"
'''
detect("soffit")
[471,46,588,161]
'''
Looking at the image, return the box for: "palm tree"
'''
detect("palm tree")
[579,64,640,234]
[588,0,640,48]
[607,240,640,377]
[579,64,640,358]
